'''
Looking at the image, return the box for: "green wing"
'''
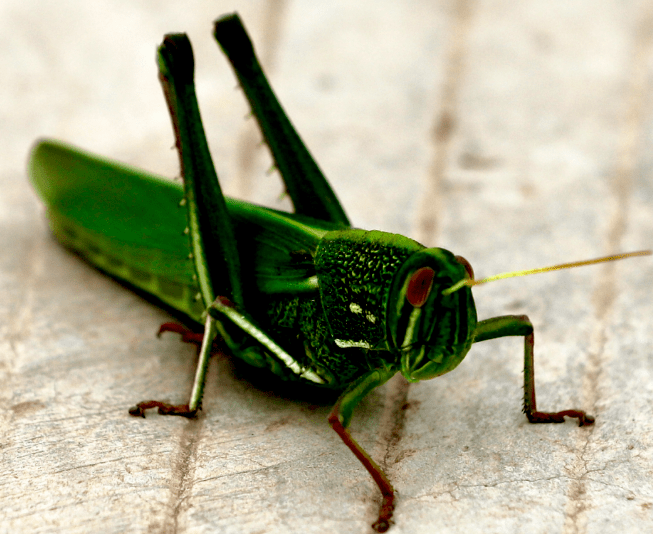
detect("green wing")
[29,139,203,318]
[29,139,341,323]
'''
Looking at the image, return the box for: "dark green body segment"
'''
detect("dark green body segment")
[315,230,423,350]
[261,295,384,387]
[228,228,425,388]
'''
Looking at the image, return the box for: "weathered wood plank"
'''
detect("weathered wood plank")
[1,1,651,533]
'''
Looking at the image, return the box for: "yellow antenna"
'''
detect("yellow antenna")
[443,250,651,295]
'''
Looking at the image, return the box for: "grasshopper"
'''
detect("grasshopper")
[29,13,650,532]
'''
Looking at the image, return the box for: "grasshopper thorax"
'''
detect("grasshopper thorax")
[314,230,476,382]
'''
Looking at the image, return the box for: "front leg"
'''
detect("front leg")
[474,315,595,426]
[327,367,397,532]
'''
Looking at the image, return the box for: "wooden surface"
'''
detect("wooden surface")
[2,1,652,533]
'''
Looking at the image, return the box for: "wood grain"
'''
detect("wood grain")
[2,1,651,532]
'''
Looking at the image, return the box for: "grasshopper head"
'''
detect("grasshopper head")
[387,248,477,382]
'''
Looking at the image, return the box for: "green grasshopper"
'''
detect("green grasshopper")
[29,13,650,532]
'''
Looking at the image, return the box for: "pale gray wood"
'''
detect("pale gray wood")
[1,1,651,533]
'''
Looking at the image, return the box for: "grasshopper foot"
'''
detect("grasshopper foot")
[158,322,205,345]
[372,494,395,532]
[526,409,595,427]
[129,400,198,418]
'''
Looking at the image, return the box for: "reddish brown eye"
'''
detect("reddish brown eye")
[406,267,435,307]
[454,255,474,280]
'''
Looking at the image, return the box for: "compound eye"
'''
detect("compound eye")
[406,267,435,308]
[454,255,474,280]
